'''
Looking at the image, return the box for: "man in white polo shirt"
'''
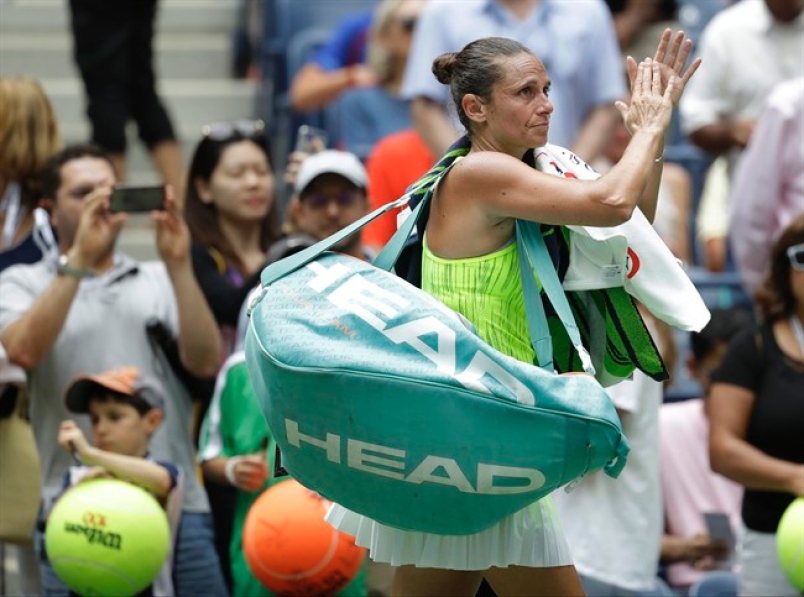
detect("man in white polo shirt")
[0,144,227,596]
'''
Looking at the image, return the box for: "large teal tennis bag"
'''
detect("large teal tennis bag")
[245,199,630,535]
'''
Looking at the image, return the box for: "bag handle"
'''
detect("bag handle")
[260,161,452,287]
[516,220,595,375]
[373,161,463,272]
[371,192,428,272]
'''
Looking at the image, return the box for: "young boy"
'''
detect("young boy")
[52,366,182,597]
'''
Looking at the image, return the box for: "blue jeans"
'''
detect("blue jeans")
[35,516,69,597]
[172,512,229,597]
[581,574,678,597]
[37,510,228,597]
[688,571,738,597]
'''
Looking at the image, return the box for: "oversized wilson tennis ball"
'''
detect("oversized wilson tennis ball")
[242,479,366,596]
[777,497,804,592]
[45,478,170,597]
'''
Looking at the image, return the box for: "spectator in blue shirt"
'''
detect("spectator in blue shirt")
[334,0,426,160]
[290,7,380,112]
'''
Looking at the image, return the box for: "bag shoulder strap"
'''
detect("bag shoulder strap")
[516,220,595,375]
[259,195,410,287]
[260,156,463,288]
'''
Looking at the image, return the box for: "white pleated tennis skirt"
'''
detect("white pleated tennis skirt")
[325,495,573,571]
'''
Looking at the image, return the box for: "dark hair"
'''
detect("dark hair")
[40,143,115,200]
[88,390,154,417]
[755,213,804,322]
[690,307,754,361]
[184,134,281,276]
[432,37,534,134]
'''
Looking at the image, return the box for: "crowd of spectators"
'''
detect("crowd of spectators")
[1,0,802,595]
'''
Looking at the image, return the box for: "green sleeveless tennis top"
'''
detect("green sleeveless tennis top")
[422,236,535,364]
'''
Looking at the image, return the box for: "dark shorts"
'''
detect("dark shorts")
[68,0,176,153]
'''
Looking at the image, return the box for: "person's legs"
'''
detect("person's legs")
[576,574,625,597]
[126,0,184,198]
[738,528,798,597]
[391,565,485,597]
[14,543,42,596]
[687,571,738,597]
[110,154,127,183]
[485,564,585,597]
[149,141,185,203]
[202,479,236,592]
[172,512,229,597]
[67,0,131,170]
[578,573,677,597]
[365,560,395,596]
[34,519,69,597]
[653,575,684,597]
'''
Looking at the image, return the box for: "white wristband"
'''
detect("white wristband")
[224,456,242,486]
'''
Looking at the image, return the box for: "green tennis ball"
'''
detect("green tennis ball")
[777,497,804,592]
[45,478,170,597]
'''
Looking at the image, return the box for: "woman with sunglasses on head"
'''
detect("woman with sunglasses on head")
[184,120,282,360]
[708,213,804,597]
[334,0,427,161]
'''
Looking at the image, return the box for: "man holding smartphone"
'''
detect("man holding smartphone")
[0,144,228,596]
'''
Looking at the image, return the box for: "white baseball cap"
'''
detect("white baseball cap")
[295,150,368,195]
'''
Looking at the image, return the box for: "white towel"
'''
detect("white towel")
[534,144,710,332]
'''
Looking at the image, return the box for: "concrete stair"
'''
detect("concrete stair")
[0,0,260,260]
[0,32,233,80]
[0,0,240,32]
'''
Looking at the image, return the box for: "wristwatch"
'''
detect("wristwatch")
[56,255,89,279]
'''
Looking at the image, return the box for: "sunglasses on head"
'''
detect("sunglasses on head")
[787,243,804,271]
[301,192,362,210]
[202,119,265,141]
[398,16,417,32]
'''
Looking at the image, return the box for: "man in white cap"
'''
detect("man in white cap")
[289,150,372,261]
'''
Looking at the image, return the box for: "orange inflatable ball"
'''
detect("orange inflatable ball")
[242,479,366,596]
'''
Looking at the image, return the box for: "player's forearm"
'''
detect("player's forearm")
[636,136,666,223]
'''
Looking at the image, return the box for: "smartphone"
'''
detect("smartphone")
[703,512,736,563]
[294,124,328,154]
[109,184,165,213]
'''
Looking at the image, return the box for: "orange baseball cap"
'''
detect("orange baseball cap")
[65,366,164,414]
